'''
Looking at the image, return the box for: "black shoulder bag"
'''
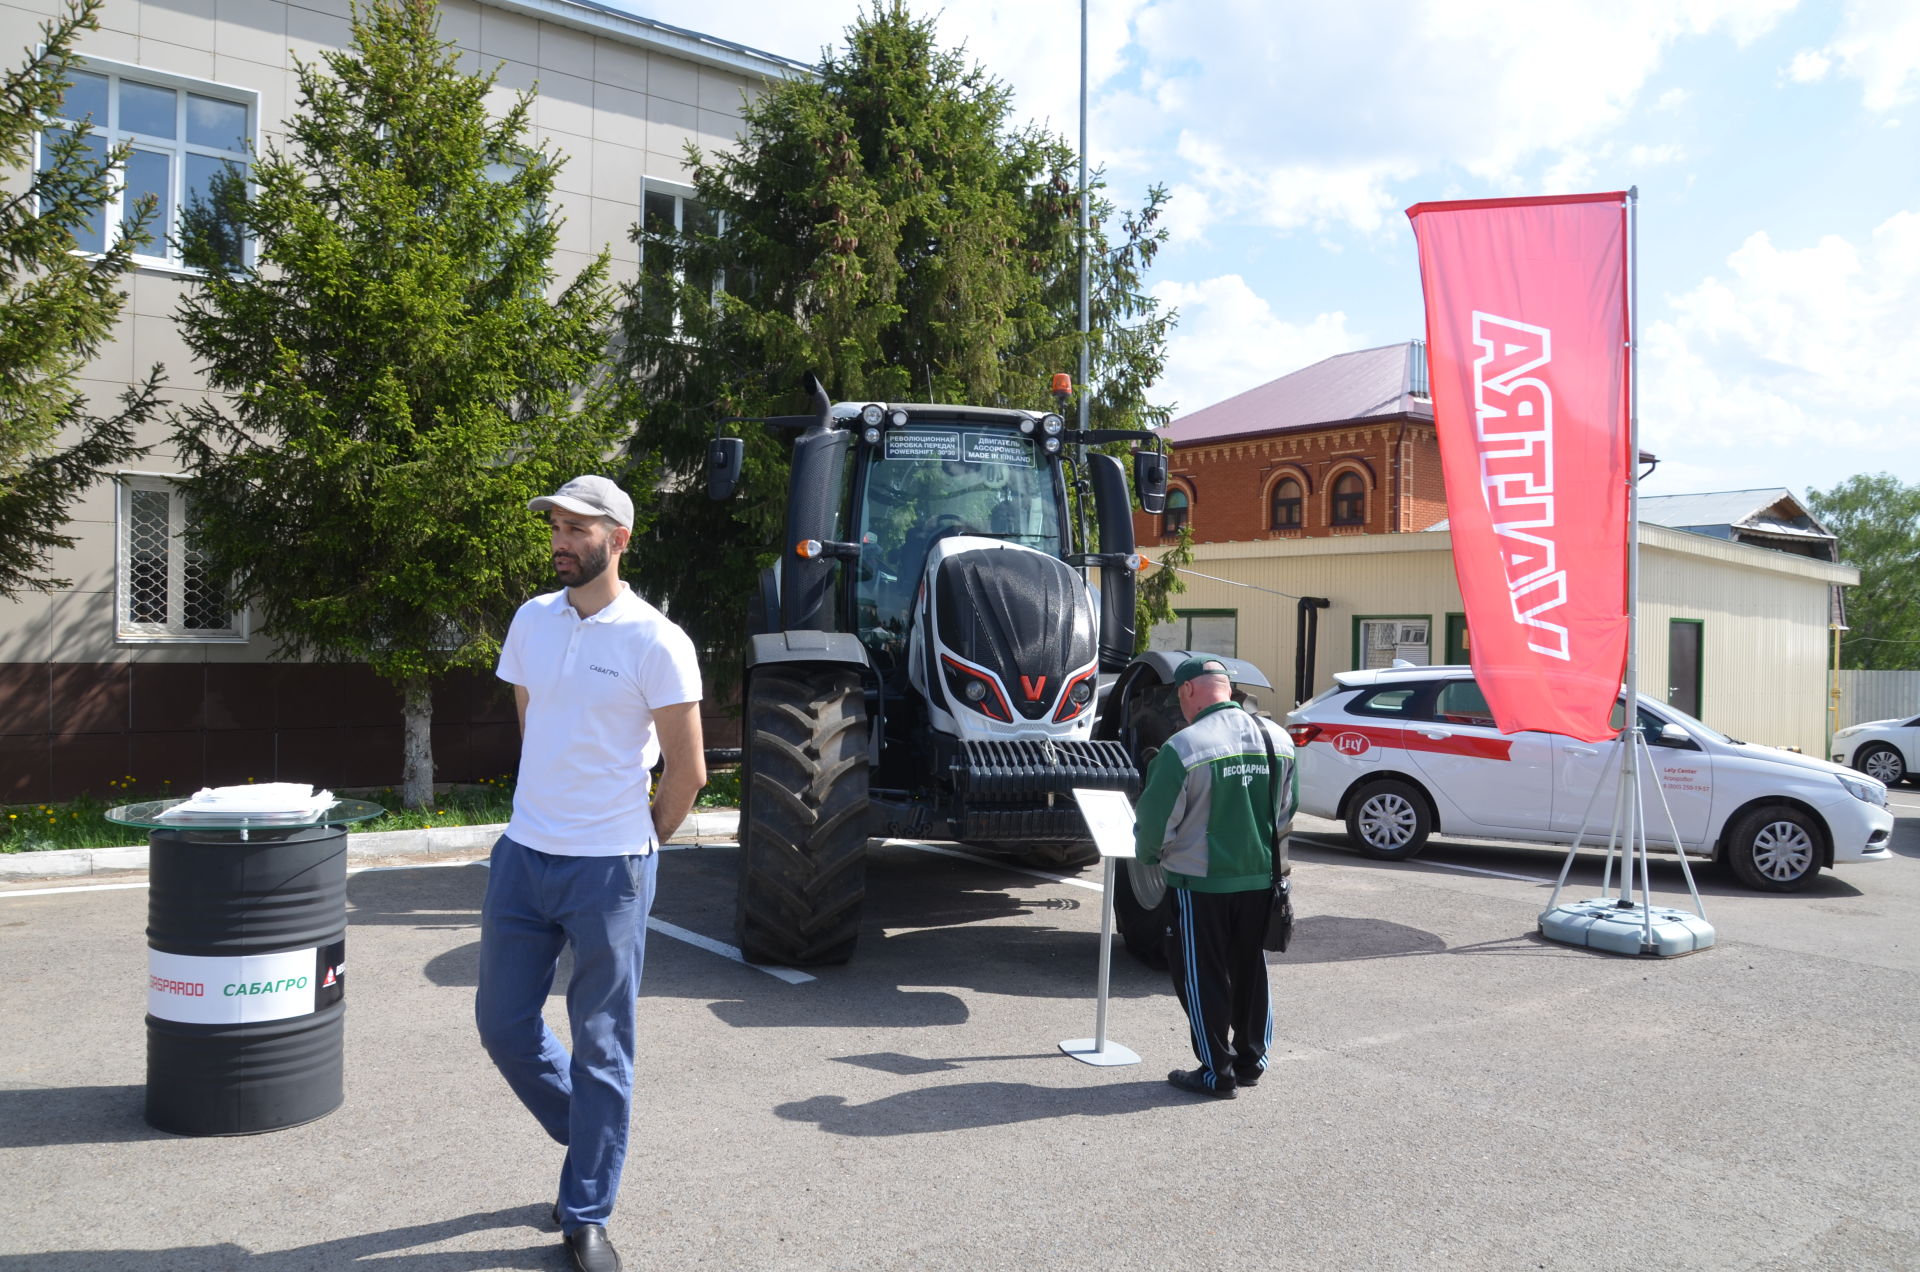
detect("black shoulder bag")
[1259,720,1296,953]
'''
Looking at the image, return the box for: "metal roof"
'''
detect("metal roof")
[483,0,815,78]
[1163,342,1432,445]
[1636,488,1832,540]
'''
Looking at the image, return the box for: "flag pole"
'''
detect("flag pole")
[1536,186,1713,956]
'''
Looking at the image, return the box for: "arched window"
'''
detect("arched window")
[1164,487,1190,534]
[1331,472,1366,525]
[1270,478,1302,529]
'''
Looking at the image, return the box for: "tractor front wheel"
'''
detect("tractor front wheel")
[735,667,871,965]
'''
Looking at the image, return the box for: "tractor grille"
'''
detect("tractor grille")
[949,739,1139,802]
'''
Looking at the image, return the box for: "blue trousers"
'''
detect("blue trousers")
[475,835,657,1232]
[1168,886,1273,1093]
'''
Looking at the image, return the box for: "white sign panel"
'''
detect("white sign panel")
[148,947,318,1025]
[1073,788,1138,860]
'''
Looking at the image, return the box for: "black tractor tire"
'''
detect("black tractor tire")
[1114,857,1173,968]
[1724,804,1822,892]
[1343,778,1432,860]
[1855,743,1907,787]
[735,667,871,965]
[1111,679,1188,968]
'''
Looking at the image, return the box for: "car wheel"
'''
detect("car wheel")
[1344,778,1432,860]
[1855,743,1906,787]
[1725,804,1821,892]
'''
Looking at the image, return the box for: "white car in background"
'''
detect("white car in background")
[1286,665,1895,892]
[1833,713,1919,787]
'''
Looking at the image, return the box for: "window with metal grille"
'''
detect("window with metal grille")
[116,475,242,641]
[1331,472,1366,525]
[40,60,254,269]
[1270,478,1302,529]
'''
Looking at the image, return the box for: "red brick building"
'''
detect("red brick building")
[1133,341,1444,545]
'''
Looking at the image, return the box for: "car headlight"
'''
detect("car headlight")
[1837,773,1888,808]
[1833,726,1861,740]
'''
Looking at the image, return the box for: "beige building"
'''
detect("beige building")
[0,0,803,802]
[1147,524,1856,757]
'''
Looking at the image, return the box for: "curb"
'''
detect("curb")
[0,809,743,882]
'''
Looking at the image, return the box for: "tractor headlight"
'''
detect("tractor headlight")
[1043,436,1062,454]
[1837,773,1887,807]
[1040,413,1065,436]
[889,409,909,427]
[861,403,885,427]
[1019,417,1036,435]
[862,426,882,445]
[1069,680,1093,705]
[963,680,987,702]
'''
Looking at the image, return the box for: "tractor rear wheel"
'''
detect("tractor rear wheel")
[735,667,871,966]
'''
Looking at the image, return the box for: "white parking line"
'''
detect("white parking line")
[1,855,814,985]
[1291,833,1554,884]
[646,917,815,984]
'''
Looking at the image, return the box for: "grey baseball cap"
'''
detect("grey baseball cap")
[528,475,633,529]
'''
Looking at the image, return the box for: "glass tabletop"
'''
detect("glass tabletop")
[105,798,388,831]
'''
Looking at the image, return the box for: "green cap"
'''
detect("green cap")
[1172,655,1232,687]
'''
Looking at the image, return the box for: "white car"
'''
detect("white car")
[1286,665,1895,892]
[1833,713,1919,787]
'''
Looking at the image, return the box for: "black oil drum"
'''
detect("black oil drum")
[144,825,348,1135]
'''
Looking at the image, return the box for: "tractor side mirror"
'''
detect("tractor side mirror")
[707,437,743,500]
[1135,449,1168,514]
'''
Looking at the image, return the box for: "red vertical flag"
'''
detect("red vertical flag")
[1407,192,1630,742]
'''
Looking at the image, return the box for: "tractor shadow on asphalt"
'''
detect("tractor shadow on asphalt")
[0,1205,561,1272]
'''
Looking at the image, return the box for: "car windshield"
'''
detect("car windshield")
[1619,697,1738,745]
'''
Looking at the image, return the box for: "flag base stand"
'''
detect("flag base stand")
[1539,898,1715,958]
[1059,1037,1142,1067]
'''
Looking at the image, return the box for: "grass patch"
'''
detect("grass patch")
[3,767,742,854]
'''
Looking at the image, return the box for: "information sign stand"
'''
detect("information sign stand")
[1059,788,1141,1068]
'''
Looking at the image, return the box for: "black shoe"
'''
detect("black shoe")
[1235,1067,1263,1088]
[564,1224,622,1272]
[1167,1067,1236,1099]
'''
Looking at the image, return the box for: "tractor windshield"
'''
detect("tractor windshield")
[853,425,1064,647]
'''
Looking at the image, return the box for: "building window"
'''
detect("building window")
[42,61,253,268]
[1270,477,1302,529]
[1332,471,1366,525]
[116,475,242,641]
[641,181,727,331]
[1355,616,1429,670]
[1148,609,1237,657]
[1163,487,1190,534]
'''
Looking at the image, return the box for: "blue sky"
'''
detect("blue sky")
[622,0,1919,502]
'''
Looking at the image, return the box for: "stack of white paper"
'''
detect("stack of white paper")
[157,782,338,823]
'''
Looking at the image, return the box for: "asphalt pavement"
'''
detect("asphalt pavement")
[2,792,1916,1271]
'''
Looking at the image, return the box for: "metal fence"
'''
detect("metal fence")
[1836,669,1920,729]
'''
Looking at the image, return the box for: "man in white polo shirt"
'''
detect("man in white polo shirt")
[475,475,706,1272]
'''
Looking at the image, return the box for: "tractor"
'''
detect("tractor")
[707,373,1255,967]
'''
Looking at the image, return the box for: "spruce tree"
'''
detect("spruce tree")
[617,1,1172,672]
[0,0,164,597]
[172,0,625,807]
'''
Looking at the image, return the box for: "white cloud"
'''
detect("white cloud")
[1786,49,1834,83]
[1147,275,1359,416]
[1641,209,1920,488]
[1786,1,1920,111]
[1654,87,1692,110]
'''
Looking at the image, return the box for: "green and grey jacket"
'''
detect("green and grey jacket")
[1133,700,1297,894]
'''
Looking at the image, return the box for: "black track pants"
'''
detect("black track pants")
[1166,886,1273,1091]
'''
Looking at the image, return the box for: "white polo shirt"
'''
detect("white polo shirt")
[496,584,703,856]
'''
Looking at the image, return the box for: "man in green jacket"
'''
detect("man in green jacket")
[1134,655,1294,1099]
